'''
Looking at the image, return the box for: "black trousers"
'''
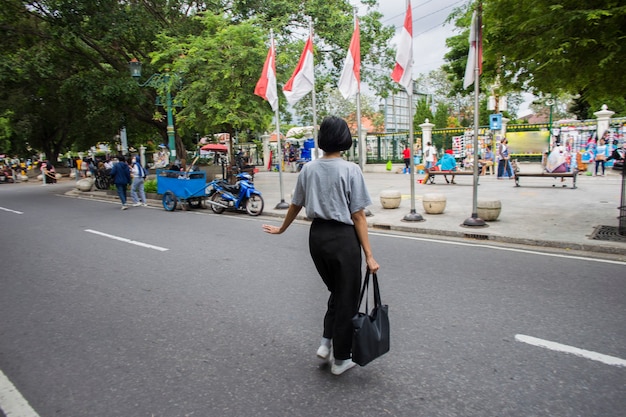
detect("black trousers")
[309,219,362,360]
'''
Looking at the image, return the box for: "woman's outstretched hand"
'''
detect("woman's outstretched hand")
[262,224,282,234]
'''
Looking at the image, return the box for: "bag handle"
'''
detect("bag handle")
[357,269,382,313]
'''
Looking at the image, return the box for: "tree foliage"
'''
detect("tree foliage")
[413,98,434,128]
[0,0,395,159]
[443,1,626,120]
[484,0,625,114]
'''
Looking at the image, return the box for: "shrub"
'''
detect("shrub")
[143,179,157,194]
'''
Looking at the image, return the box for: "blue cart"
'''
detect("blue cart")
[156,169,209,211]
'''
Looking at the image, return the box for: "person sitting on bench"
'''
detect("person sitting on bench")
[478,145,494,175]
[436,149,458,184]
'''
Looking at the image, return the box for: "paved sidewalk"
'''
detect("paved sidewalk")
[62,162,626,256]
[254,163,626,256]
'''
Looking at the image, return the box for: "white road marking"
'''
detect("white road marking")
[0,206,23,214]
[0,369,40,417]
[515,334,626,368]
[369,232,626,266]
[85,229,169,251]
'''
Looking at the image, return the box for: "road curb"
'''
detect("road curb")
[65,188,626,256]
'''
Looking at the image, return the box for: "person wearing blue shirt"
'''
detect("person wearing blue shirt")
[110,155,132,210]
[436,150,458,184]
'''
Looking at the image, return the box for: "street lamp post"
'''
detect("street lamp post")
[545,96,555,150]
[129,58,177,162]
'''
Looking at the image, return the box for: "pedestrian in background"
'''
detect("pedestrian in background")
[595,138,608,176]
[262,116,379,376]
[497,138,513,179]
[402,146,411,174]
[80,157,89,178]
[424,142,436,169]
[130,156,148,207]
[437,149,458,184]
[110,155,131,210]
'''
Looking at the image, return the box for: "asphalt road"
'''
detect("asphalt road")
[1,183,625,417]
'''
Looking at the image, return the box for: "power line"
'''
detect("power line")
[388,0,466,37]
[381,0,437,24]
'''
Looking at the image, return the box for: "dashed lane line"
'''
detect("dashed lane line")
[85,229,169,251]
[515,334,626,367]
[0,368,40,417]
[0,207,23,214]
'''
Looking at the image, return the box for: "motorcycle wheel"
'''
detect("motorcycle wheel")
[95,177,106,190]
[245,194,264,216]
[210,193,226,214]
[162,191,177,211]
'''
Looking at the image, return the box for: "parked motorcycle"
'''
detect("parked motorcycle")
[207,173,264,216]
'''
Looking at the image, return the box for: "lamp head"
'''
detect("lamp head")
[129,58,142,78]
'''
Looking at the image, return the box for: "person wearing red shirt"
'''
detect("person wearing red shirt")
[402,146,411,174]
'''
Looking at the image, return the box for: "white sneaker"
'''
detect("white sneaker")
[121,205,128,210]
[132,202,142,207]
[141,203,148,207]
[316,344,330,360]
[331,359,356,376]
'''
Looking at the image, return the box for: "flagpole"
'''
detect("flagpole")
[463,2,486,227]
[351,9,364,172]
[272,29,288,210]
[403,81,422,222]
[401,0,422,222]
[309,20,319,160]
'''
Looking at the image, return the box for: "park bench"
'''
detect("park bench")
[424,169,475,184]
[514,169,579,189]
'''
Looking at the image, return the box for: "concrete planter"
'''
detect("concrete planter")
[422,193,446,214]
[379,189,401,209]
[477,199,502,221]
[76,178,94,192]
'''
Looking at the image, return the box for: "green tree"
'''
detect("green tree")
[484,0,625,114]
[413,98,434,129]
[0,0,168,160]
[1,0,396,160]
[443,1,626,119]
[434,103,450,128]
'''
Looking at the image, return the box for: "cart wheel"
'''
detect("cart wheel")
[210,193,226,214]
[162,191,177,211]
[246,194,264,216]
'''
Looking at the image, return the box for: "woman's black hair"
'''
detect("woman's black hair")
[318,116,352,153]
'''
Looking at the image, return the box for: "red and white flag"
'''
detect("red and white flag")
[391,1,413,91]
[254,36,278,111]
[283,35,314,105]
[338,18,360,99]
[463,10,483,89]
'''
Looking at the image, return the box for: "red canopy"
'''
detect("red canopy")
[200,143,228,152]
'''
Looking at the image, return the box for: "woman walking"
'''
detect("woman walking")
[262,116,379,376]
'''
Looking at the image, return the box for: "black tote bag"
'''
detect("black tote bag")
[351,270,390,366]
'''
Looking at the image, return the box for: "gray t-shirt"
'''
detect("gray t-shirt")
[292,157,372,225]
